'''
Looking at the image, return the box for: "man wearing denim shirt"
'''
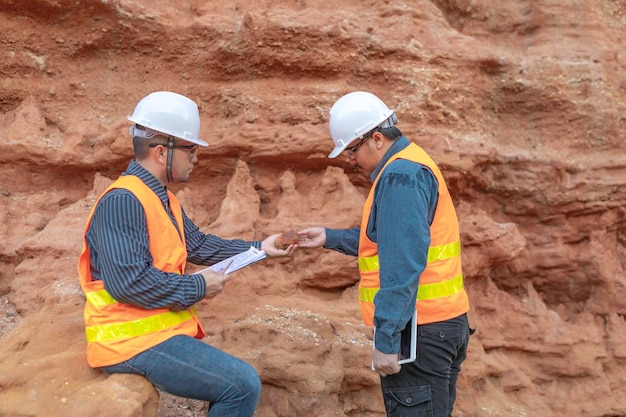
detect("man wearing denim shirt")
[299,91,474,417]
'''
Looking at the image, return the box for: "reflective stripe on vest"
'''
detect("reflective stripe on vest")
[84,288,117,307]
[358,241,461,272]
[84,285,200,343]
[86,309,194,342]
[359,274,465,303]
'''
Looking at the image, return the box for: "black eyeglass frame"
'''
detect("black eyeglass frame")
[148,143,198,152]
[344,128,380,156]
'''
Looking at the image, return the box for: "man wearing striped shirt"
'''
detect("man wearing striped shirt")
[78,91,296,417]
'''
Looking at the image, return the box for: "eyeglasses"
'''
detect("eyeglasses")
[344,128,379,157]
[345,137,368,157]
[344,136,372,158]
[149,142,199,155]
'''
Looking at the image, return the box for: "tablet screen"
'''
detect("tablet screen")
[397,309,417,364]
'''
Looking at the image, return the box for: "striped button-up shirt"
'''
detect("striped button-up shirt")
[85,160,261,311]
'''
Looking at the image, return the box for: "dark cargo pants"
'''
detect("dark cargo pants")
[380,314,474,417]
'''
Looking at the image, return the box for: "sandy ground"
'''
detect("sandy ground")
[156,393,208,417]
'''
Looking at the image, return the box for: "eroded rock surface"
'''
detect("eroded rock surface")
[1,1,625,416]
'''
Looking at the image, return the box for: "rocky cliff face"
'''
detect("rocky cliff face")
[1,1,625,416]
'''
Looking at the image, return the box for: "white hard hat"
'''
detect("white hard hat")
[128,91,208,147]
[327,91,396,158]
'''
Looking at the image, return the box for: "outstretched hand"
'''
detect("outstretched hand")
[296,227,326,249]
[261,234,298,257]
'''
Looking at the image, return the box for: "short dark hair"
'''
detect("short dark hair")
[132,136,153,159]
[379,126,403,140]
[132,135,169,160]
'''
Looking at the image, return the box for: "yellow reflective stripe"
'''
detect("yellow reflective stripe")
[359,287,378,303]
[85,289,118,307]
[427,241,460,263]
[359,274,464,303]
[358,241,460,272]
[85,270,182,307]
[85,310,194,342]
[417,274,464,300]
[358,256,379,272]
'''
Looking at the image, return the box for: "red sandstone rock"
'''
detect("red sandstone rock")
[274,230,299,249]
[1,1,625,417]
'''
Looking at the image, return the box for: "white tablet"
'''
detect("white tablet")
[372,309,417,370]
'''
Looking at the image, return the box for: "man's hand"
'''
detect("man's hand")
[372,348,401,377]
[261,234,298,257]
[296,227,326,249]
[199,269,231,299]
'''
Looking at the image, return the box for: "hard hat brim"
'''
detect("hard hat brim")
[328,145,345,159]
[193,138,209,147]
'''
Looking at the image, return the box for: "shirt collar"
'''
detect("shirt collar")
[123,160,170,207]
[369,136,411,182]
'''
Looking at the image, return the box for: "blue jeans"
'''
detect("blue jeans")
[100,335,261,417]
[380,314,473,417]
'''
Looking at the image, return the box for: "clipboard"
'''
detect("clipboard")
[372,309,417,370]
[196,246,266,275]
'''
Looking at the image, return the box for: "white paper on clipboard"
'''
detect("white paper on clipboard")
[196,246,266,276]
[372,309,417,370]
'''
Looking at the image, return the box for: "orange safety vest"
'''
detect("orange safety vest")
[358,143,469,326]
[77,175,205,368]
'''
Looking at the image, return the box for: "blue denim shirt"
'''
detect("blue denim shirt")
[325,137,439,354]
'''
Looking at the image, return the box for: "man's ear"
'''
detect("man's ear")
[372,131,385,148]
[150,144,167,164]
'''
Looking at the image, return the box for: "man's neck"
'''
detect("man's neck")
[135,159,167,187]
